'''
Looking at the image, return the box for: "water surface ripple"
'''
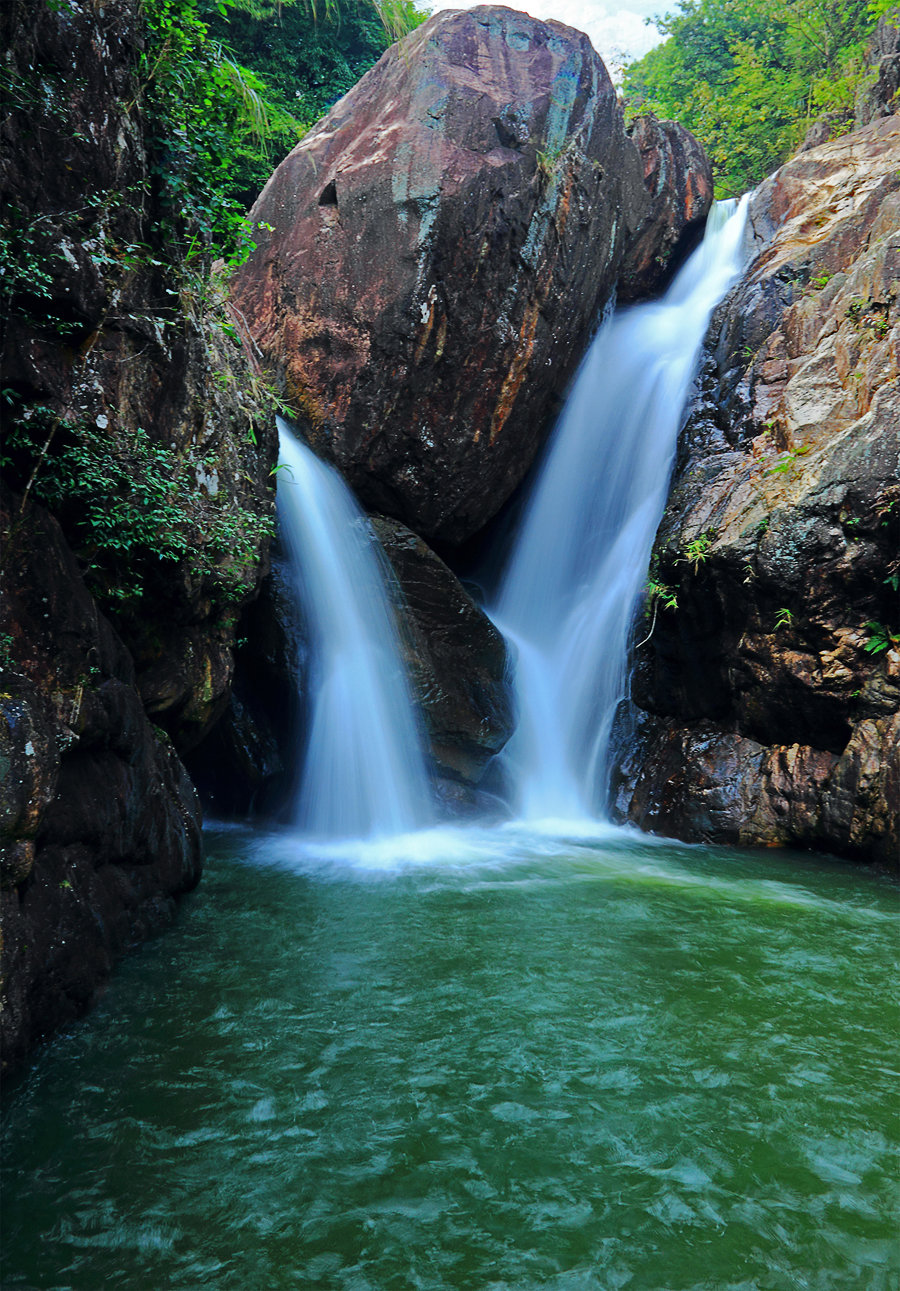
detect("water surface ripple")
[2,827,898,1289]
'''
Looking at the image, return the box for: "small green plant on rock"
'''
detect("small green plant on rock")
[775,607,794,631]
[681,530,716,571]
[766,445,809,476]
[646,578,679,613]
[535,143,566,184]
[2,399,274,614]
[863,622,900,655]
[636,577,678,649]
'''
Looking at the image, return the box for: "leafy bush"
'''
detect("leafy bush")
[1,397,274,614]
[200,0,427,211]
[623,0,885,196]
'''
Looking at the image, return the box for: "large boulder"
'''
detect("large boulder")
[618,114,714,301]
[610,115,900,867]
[231,5,653,546]
[1,490,203,1070]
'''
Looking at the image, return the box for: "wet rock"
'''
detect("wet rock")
[371,517,514,786]
[184,553,306,818]
[232,6,652,546]
[610,710,899,868]
[618,114,714,301]
[612,116,900,867]
[0,489,203,1070]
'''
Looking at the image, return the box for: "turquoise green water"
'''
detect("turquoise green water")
[2,823,898,1289]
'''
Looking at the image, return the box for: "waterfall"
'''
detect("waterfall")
[275,418,432,839]
[494,198,749,821]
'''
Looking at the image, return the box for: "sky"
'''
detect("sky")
[433,0,666,77]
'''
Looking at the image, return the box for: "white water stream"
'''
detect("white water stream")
[276,418,432,839]
[493,198,749,821]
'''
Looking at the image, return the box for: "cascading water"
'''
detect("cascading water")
[494,198,750,821]
[275,417,432,839]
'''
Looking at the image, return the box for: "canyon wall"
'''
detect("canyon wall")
[0,0,277,1065]
[611,115,900,868]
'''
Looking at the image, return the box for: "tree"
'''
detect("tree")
[623,0,881,195]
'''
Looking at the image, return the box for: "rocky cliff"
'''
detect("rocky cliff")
[0,0,277,1065]
[611,115,900,867]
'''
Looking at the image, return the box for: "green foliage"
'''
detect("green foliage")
[765,444,809,475]
[0,208,60,314]
[681,530,717,570]
[1,397,274,613]
[535,144,567,184]
[646,578,679,611]
[862,621,900,653]
[201,0,427,210]
[623,0,883,196]
[775,606,794,629]
[137,0,277,263]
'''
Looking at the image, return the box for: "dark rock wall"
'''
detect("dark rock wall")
[0,0,278,755]
[611,115,900,868]
[0,0,278,1066]
[1,491,203,1069]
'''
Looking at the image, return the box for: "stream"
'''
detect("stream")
[2,824,898,1288]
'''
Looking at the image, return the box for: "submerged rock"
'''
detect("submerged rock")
[371,517,514,786]
[612,115,900,867]
[232,5,654,545]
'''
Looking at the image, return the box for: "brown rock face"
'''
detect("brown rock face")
[371,517,513,786]
[1,491,203,1070]
[610,116,900,867]
[232,5,650,546]
[618,114,714,302]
